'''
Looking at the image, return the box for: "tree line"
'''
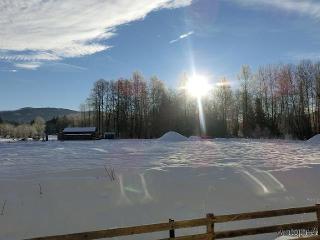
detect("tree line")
[0,117,46,139]
[78,60,320,140]
[1,60,318,140]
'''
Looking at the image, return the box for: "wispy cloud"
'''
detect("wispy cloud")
[0,51,61,62]
[14,62,41,70]
[232,0,320,20]
[170,31,194,44]
[0,0,192,69]
[43,62,88,72]
[0,69,17,73]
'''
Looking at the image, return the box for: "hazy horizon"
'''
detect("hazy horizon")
[0,106,79,112]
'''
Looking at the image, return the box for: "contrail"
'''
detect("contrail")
[169,31,194,44]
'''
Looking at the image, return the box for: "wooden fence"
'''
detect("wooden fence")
[25,204,320,240]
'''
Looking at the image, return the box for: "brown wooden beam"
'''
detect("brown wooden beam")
[159,233,211,240]
[214,206,316,223]
[297,236,320,240]
[316,204,320,235]
[25,218,208,240]
[215,221,317,239]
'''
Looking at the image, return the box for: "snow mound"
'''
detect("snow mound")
[188,136,202,141]
[307,134,320,144]
[48,135,58,141]
[158,131,187,141]
[0,138,17,143]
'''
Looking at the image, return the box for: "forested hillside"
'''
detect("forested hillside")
[0,107,77,123]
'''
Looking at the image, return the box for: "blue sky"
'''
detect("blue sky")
[1,0,320,111]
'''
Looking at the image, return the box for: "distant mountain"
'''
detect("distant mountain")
[0,107,77,123]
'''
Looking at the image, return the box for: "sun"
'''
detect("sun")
[186,74,211,98]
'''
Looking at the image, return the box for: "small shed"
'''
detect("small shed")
[58,127,98,140]
[104,132,116,139]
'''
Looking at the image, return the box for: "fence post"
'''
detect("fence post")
[316,204,320,235]
[206,213,215,240]
[169,219,175,239]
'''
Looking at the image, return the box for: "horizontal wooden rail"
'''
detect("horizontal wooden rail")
[25,218,208,240]
[298,236,320,240]
[214,205,317,223]
[215,221,317,238]
[25,205,320,240]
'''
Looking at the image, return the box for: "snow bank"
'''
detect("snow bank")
[0,138,18,143]
[307,134,320,144]
[48,135,58,141]
[188,136,202,141]
[158,131,187,141]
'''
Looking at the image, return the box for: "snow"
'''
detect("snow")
[47,135,57,141]
[0,139,319,240]
[0,138,18,143]
[188,136,202,141]
[274,237,297,240]
[307,134,320,144]
[157,131,187,141]
[1,139,316,177]
[0,136,57,143]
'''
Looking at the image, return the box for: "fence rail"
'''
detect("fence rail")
[25,204,320,240]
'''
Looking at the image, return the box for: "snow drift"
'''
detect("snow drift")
[0,138,18,143]
[307,134,320,144]
[188,136,202,141]
[158,131,187,141]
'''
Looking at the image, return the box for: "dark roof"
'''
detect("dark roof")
[63,127,96,133]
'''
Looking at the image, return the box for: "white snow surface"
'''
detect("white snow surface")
[157,131,187,141]
[47,135,58,141]
[188,136,202,141]
[0,138,18,143]
[0,138,318,178]
[0,139,320,240]
[274,237,297,240]
[307,134,320,144]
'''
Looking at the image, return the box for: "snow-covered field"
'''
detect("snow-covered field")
[0,138,319,240]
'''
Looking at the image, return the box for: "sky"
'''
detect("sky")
[1,0,320,111]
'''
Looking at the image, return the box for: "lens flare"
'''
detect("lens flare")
[186,74,211,98]
[197,97,206,136]
[183,74,211,136]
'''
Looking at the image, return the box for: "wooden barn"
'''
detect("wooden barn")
[58,127,98,140]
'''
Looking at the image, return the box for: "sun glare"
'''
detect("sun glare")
[186,74,211,98]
